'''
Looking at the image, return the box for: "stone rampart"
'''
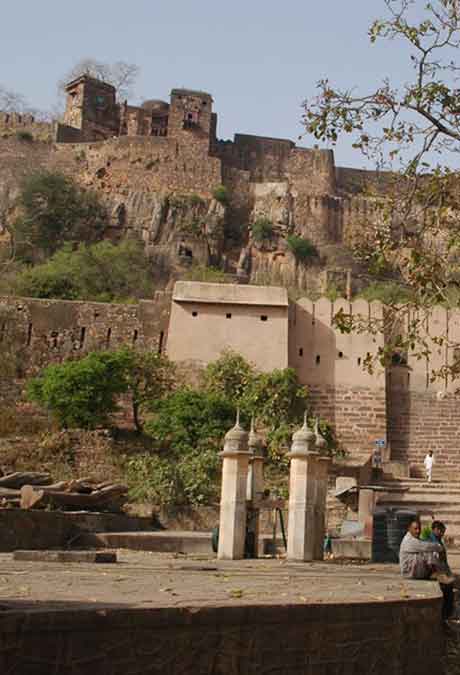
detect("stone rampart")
[0,293,170,376]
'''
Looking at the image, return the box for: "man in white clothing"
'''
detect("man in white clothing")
[424,450,434,483]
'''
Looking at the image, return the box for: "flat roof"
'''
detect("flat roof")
[171,88,213,100]
[173,282,288,307]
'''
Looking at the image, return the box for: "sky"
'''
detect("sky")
[0,1,417,168]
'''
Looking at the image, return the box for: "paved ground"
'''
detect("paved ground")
[0,550,445,610]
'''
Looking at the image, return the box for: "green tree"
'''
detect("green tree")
[27,351,129,428]
[145,389,235,454]
[13,240,154,302]
[14,171,107,262]
[252,217,274,242]
[120,349,175,433]
[203,350,256,404]
[303,0,460,379]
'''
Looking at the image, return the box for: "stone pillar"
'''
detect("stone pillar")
[313,420,331,560]
[287,416,319,562]
[246,418,264,557]
[358,488,376,539]
[218,414,250,560]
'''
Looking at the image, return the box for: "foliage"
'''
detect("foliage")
[420,524,433,541]
[145,389,235,454]
[27,351,129,429]
[212,184,229,205]
[59,59,140,100]
[252,217,274,242]
[286,235,318,262]
[13,240,153,302]
[15,130,33,143]
[183,265,231,284]
[13,171,107,262]
[126,447,220,506]
[203,350,256,404]
[126,453,178,505]
[302,0,460,380]
[141,389,236,505]
[119,349,175,432]
[359,281,414,305]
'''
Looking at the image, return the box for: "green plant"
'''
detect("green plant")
[420,524,433,541]
[212,184,229,205]
[16,130,33,142]
[252,217,274,242]
[203,350,257,404]
[27,351,129,429]
[286,235,318,262]
[119,349,175,433]
[13,240,154,302]
[13,171,107,262]
[359,282,414,305]
[190,193,205,207]
[145,389,235,455]
[183,265,231,284]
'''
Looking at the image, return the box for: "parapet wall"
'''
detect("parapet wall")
[0,294,170,377]
[0,112,53,141]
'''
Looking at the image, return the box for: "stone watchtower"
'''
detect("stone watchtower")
[168,89,215,148]
[63,75,119,141]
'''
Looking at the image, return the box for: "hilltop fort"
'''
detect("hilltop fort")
[0,75,382,296]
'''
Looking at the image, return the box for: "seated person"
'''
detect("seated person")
[400,519,455,620]
[399,519,453,583]
[427,521,451,572]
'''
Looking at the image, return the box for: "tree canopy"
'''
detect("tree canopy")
[303,0,460,382]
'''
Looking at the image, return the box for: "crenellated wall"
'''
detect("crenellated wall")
[290,297,387,454]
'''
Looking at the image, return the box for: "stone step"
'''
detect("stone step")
[75,531,214,554]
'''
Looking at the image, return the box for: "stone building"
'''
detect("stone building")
[167,281,289,371]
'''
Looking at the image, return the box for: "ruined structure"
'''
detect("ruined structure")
[0,75,382,295]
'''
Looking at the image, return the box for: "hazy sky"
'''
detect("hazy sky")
[1,1,415,167]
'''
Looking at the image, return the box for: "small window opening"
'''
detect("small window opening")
[357,357,361,366]
[0,323,5,343]
[132,329,138,346]
[27,323,33,347]
[192,311,198,317]
[51,331,58,349]
[79,327,86,349]
[106,327,112,348]
[316,355,321,365]
[226,313,232,319]
[338,351,343,359]
[158,330,165,354]
[299,348,303,357]
[260,315,268,322]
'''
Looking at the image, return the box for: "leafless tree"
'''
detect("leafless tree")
[58,59,140,100]
[0,85,29,113]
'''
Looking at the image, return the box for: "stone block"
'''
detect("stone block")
[13,550,117,563]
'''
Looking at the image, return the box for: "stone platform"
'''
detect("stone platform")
[0,551,446,674]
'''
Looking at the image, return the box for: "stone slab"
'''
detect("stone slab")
[77,530,213,554]
[331,538,372,559]
[13,550,117,564]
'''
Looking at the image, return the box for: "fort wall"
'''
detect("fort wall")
[0,294,170,376]
[290,297,387,453]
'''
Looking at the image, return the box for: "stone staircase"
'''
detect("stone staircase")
[376,479,460,547]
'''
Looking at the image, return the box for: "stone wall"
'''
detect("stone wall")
[0,293,170,377]
[0,112,53,142]
[388,381,460,475]
[0,597,443,675]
